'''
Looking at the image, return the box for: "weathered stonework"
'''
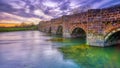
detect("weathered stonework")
[38,5,120,47]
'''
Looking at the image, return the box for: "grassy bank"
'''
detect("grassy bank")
[0,26,38,32]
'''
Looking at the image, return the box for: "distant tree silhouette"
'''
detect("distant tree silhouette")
[20,22,28,27]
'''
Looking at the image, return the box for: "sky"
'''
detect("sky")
[0,0,120,24]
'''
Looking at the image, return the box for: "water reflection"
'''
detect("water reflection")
[0,31,78,68]
[59,44,120,68]
[48,35,120,68]
[0,31,120,68]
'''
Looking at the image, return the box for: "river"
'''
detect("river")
[0,31,120,68]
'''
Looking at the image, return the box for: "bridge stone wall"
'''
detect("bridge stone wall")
[38,5,120,47]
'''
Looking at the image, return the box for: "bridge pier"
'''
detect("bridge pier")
[87,34,105,47]
[63,23,71,38]
[51,30,57,35]
[63,32,71,38]
[38,5,120,47]
[49,26,57,35]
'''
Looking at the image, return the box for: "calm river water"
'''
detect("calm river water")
[0,31,120,68]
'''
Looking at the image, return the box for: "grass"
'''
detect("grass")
[0,26,38,32]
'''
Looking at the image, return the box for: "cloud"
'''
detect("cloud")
[100,0,120,8]
[91,0,113,9]
[0,1,17,12]
[0,12,41,24]
[0,0,120,23]
[9,1,26,9]
[42,0,58,7]
[34,9,53,20]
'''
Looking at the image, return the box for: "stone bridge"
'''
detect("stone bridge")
[38,5,120,47]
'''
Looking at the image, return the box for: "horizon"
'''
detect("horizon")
[0,0,120,25]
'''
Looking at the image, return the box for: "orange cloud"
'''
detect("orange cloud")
[0,23,20,27]
[0,12,41,24]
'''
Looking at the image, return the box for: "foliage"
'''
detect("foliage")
[0,25,38,32]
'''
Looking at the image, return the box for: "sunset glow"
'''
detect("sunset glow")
[0,0,120,26]
[0,23,20,27]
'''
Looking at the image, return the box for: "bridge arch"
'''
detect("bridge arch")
[104,28,120,46]
[56,26,63,35]
[71,27,86,39]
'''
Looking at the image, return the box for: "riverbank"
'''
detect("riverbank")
[0,26,38,32]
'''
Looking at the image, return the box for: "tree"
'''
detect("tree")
[20,22,28,27]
